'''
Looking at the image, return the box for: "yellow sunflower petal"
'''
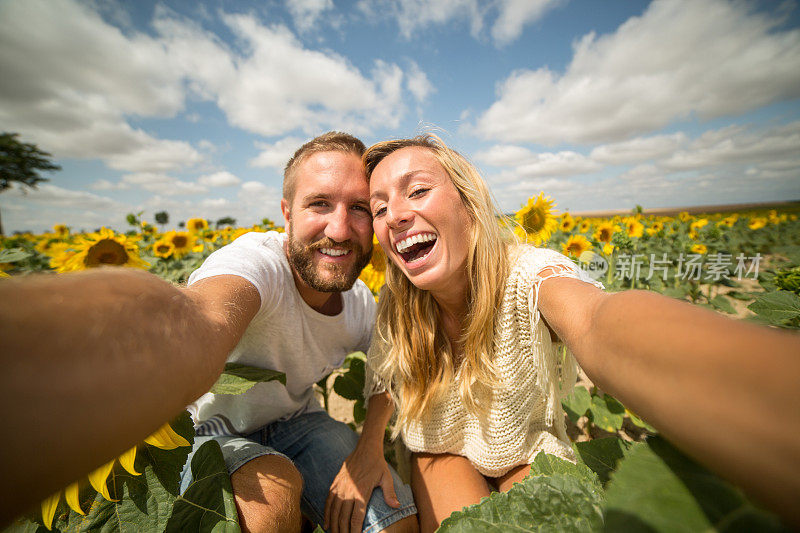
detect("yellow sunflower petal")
[88,460,117,502]
[65,482,85,515]
[144,423,190,450]
[41,492,60,530]
[119,446,140,476]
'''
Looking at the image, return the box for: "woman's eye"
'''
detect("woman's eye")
[410,188,429,198]
[373,206,386,217]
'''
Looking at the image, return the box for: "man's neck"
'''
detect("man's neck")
[288,263,343,316]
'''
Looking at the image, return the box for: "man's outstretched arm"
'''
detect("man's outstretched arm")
[0,268,260,524]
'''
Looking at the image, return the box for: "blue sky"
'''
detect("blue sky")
[1,0,799,233]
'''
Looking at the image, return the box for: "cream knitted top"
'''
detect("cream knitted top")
[364,245,605,477]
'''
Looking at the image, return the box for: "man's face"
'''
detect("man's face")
[281,151,373,293]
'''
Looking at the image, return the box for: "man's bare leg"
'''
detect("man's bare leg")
[230,454,304,533]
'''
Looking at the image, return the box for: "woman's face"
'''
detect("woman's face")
[369,146,472,294]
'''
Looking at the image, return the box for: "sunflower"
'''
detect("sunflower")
[514,193,558,245]
[45,242,77,271]
[577,219,592,233]
[153,239,176,259]
[690,243,707,254]
[140,221,156,236]
[678,211,691,222]
[53,224,69,238]
[646,221,664,236]
[359,236,386,297]
[563,234,592,258]
[186,218,209,233]
[603,243,615,256]
[690,218,708,231]
[40,423,190,530]
[748,217,767,230]
[559,213,576,233]
[58,228,148,273]
[623,217,644,238]
[163,231,197,258]
[594,222,618,244]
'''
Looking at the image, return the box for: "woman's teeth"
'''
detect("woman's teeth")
[395,232,437,253]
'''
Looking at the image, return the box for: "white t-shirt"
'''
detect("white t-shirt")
[186,231,376,435]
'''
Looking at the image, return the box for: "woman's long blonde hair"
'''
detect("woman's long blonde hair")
[364,135,511,432]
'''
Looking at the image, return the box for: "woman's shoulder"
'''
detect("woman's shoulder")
[507,243,577,275]
[506,243,604,290]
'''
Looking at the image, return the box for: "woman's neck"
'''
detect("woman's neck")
[432,276,469,349]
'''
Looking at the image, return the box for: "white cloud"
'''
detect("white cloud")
[152,11,409,136]
[361,0,483,39]
[663,121,800,170]
[1,183,122,210]
[475,144,536,167]
[491,0,563,46]
[198,171,241,187]
[476,0,800,144]
[286,0,334,34]
[406,61,435,104]
[0,0,203,172]
[591,133,687,165]
[250,137,307,169]
[477,147,600,180]
[120,173,207,195]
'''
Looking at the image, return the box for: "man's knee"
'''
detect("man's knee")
[231,454,304,533]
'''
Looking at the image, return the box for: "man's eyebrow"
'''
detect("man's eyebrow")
[300,192,331,203]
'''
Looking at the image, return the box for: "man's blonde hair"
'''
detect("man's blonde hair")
[364,135,511,432]
[283,131,366,201]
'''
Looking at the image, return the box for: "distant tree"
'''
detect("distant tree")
[215,216,236,228]
[154,211,169,231]
[178,221,185,228]
[0,133,61,235]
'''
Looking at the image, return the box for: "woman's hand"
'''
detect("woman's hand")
[324,443,399,533]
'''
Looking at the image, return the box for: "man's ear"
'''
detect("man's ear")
[280,198,291,233]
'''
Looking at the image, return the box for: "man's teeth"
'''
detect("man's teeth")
[395,233,437,253]
[320,247,350,257]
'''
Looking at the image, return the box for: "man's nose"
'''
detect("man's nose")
[324,205,354,242]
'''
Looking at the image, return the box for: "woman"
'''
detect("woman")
[324,135,800,532]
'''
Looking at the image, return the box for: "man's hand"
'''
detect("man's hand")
[324,444,399,533]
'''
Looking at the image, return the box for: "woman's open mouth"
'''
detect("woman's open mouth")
[395,232,437,264]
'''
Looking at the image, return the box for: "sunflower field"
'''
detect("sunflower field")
[2,199,800,532]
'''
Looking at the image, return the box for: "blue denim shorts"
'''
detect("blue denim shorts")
[180,411,416,532]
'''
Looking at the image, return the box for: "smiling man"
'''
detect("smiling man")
[180,132,418,533]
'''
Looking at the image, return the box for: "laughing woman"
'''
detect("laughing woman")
[324,135,800,533]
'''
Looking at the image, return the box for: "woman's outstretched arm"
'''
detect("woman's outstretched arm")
[537,277,800,525]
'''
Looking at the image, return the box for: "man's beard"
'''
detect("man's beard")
[286,231,373,292]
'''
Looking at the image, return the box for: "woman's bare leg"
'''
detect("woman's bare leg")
[410,453,492,533]
[492,463,531,493]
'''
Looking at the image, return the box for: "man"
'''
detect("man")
[180,133,417,532]
[0,132,417,533]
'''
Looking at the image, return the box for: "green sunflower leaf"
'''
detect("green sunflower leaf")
[333,357,366,401]
[573,436,632,485]
[604,437,785,532]
[562,385,592,422]
[747,291,800,326]
[0,247,32,262]
[438,455,603,532]
[165,440,240,532]
[210,363,286,395]
[587,394,625,432]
